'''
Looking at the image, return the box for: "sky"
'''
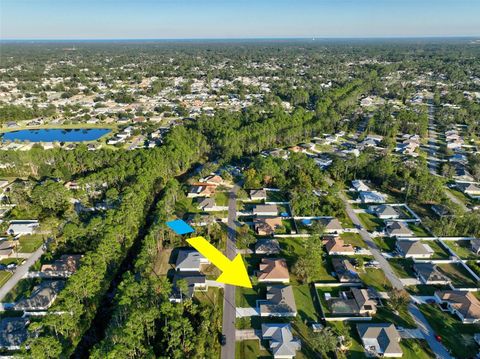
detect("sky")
[1,0,479,40]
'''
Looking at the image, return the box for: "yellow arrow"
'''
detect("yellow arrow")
[186,236,252,288]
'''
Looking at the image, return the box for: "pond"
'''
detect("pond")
[1,128,111,143]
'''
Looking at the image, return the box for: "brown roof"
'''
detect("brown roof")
[258,258,290,281]
[435,290,480,321]
[254,217,283,235]
[324,237,354,254]
[321,218,343,231]
[41,255,82,273]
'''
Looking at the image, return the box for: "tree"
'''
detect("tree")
[388,289,410,313]
[311,327,338,358]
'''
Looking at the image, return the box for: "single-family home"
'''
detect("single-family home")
[258,258,290,283]
[40,254,82,277]
[431,204,451,218]
[371,205,400,220]
[385,222,413,237]
[64,181,80,190]
[352,180,370,192]
[356,323,403,357]
[359,191,386,204]
[200,174,224,186]
[324,237,355,256]
[260,285,297,317]
[250,189,267,201]
[170,271,207,302]
[327,288,378,316]
[261,323,301,359]
[435,290,480,324]
[175,250,210,272]
[7,220,39,236]
[471,239,480,255]
[253,204,278,217]
[0,317,29,351]
[413,263,450,285]
[320,218,344,234]
[0,239,14,260]
[396,240,434,259]
[254,217,283,236]
[456,182,480,198]
[255,238,281,255]
[196,197,227,212]
[13,280,65,311]
[331,257,361,283]
[187,184,216,198]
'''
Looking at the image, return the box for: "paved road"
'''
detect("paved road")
[339,190,453,359]
[0,244,45,301]
[221,184,240,359]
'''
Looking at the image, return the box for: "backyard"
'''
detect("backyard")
[437,263,479,288]
[443,240,477,259]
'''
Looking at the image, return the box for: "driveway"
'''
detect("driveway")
[236,307,259,318]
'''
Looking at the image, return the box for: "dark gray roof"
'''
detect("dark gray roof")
[0,317,29,350]
[13,280,65,311]
[414,263,450,283]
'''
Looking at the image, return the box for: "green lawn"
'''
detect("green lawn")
[372,237,396,252]
[2,278,37,302]
[266,190,288,202]
[421,240,450,259]
[327,321,369,359]
[17,235,44,253]
[235,340,270,359]
[419,304,480,358]
[214,191,229,206]
[0,271,12,288]
[443,240,477,259]
[408,223,431,237]
[437,263,479,288]
[293,284,319,323]
[340,232,367,248]
[401,339,436,359]
[406,284,449,296]
[373,305,416,329]
[359,268,392,292]
[0,258,24,266]
[358,213,383,232]
[388,258,415,278]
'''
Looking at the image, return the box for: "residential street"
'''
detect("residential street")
[221,184,240,359]
[339,191,453,359]
[0,244,45,301]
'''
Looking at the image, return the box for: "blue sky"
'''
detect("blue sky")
[1,0,479,40]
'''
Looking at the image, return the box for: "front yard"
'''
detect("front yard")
[17,235,44,253]
[359,268,392,291]
[358,213,383,232]
[0,271,12,288]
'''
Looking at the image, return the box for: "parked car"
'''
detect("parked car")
[220,334,227,346]
[435,335,442,342]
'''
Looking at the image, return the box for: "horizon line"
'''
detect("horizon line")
[1,35,480,42]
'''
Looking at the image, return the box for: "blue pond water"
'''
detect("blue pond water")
[1,128,111,142]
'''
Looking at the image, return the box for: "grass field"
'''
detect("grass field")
[437,263,478,288]
[388,258,415,278]
[358,213,383,232]
[443,240,477,259]
[421,240,450,259]
[235,340,270,359]
[340,232,367,248]
[419,304,480,358]
[408,223,431,237]
[17,235,44,253]
[359,268,392,291]
[372,237,396,252]
[0,271,12,288]
[214,191,229,206]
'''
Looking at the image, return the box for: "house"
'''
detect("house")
[413,263,450,285]
[326,288,378,316]
[175,250,210,272]
[0,317,29,351]
[255,238,281,255]
[456,182,480,197]
[64,181,80,190]
[0,239,14,260]
[320,218,344,234]
[385,222,413,237]
[7,220,39,236]
[431,204,451,218]
[261,323,301,359]
[324,237,355,256]
[187,184,216,198]
[359,191,386,204]
[370,205,400,220]
[396,240,434,258]
[170,271,207,302]
[352,180,370,192]
[254,217,283,236]
[471,239,480,255]
[357,323,402,357]
[40,254,82,277]
[250,189,267,201]
[260,285,297,317]
[257,258,290,283]
[196,197,227,212]
[253,204,278,217]
[200,174,224,186]
[13,280,65,311]
[435,290,480,324]
[331,257,361,283]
